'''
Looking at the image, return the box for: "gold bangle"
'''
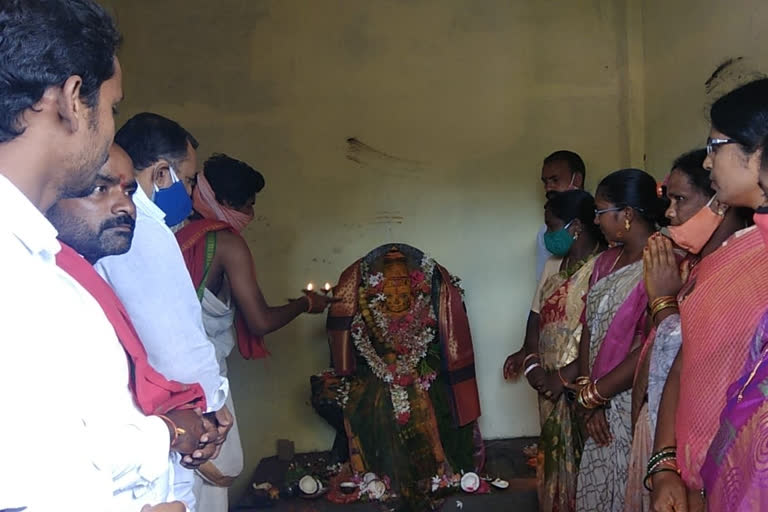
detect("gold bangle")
[593,381,609,402]
[575,376,591,387]
[652,305,679,324]
[651,298,677,312]
[576,388,588,409]
[580,382,608,409]
[651,299,678,318]
[650,295,676,311]
[579,385,599,409]
[157,414,181,446]
[584,385,600,408]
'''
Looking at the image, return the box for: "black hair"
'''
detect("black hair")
[711,78,768,171]
[0,0,121,143]
[596,168,667,227]
[543,150,586,181]
[670,148,714,198]
[545,189,603,242]
[203,153,265,209]
[115,113,199,170]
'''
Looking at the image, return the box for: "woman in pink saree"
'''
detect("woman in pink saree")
[700,79,768,511]
[574,169,665,512]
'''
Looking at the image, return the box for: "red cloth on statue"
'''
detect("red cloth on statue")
[56,242,206,415]
[175,219,269,359]
[436,264,481,426]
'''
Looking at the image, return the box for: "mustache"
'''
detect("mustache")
[100,214,135,232]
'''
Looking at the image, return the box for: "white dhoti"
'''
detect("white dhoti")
[194,288,244,511]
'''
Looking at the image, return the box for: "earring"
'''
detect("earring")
[625,218,631,231]
[717,203,727,216]
[573,230,581,241]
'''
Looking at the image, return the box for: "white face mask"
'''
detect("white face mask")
[567,173,577,190]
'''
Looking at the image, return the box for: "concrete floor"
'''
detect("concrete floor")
[233,438,538,512]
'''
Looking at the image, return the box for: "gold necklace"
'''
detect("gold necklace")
[608,247,625,273]
[560,243,599,278]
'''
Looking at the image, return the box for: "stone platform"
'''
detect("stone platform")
[233,438,538,511]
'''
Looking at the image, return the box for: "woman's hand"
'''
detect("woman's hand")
[503,349,526,380]
[525,366,547,393]
[585,408,612,446]
[644,235,683,303]
[539,371,564,401]
[651,470,688,512]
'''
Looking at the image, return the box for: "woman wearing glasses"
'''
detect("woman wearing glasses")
[650,79,768,512]
[572,168,664,512]
[699,79,768,511]
[628,149,750,512]
[504,189,604,512]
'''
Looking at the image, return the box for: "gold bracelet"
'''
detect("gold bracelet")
[652,305,679,324]
[651,297,678,311]
[579,385,599,409]
[579,382,608,409]
[574,376,591,387]
[584,385,600,408]
[576,388,588,409]
[650,295,677,311]
[651,299,678,319]
[593,381,609,402]
[157,414,182,446]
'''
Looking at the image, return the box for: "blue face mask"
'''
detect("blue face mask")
[152,166,192,227]
[543,220,575,256]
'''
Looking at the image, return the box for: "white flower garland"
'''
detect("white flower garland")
[350,254,438,424]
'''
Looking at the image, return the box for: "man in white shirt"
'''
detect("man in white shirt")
[504,150,586,379]
[48,144,227,511]
[96,113,233,512]
[536,150,586,280]
[0,2,185,510]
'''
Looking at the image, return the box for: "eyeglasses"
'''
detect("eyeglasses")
[706,137,737,155]
[594,207,623,216]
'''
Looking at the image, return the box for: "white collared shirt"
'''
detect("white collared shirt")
[0,175,173,511]
[95,185,228,411]
[536,224,553,282]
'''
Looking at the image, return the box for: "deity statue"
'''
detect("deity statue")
[312,244,483,510]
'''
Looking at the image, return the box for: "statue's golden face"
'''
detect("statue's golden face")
[383,280,413,313]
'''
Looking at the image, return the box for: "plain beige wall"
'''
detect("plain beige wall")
[642,0,768,175]
[102,0,646,501]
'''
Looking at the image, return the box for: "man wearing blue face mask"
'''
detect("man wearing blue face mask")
[96,113,232,512]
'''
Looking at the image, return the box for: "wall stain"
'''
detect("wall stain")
[705,57,743,94]
[702,57,765,117]
[372,210,404,225]
[346,137,425,178]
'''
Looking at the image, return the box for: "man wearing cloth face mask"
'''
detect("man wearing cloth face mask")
[96,113,232,512]
[174,153,337,511]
